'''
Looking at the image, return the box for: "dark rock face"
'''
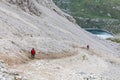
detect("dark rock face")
[53,0,120,34]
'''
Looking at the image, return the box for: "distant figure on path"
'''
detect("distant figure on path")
[87,45,89,50]
[31,48,36,59]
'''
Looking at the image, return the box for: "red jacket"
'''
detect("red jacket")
[31,49,36,55]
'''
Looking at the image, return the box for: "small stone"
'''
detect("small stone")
[0,75,6,80]
[14,76,22,80]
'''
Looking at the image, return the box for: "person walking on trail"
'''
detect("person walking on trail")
[87,45,89,50]
[31,48,36,59]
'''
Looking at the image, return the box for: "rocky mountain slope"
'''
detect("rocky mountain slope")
[53,0,120,34]
[0,0,120,80]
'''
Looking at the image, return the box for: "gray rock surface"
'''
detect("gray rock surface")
[0,0,119,80]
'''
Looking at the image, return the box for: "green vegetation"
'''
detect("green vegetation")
[68,0,116,18]
[53,0,120,34]
[82,55,87,60]
[107,38,120,43]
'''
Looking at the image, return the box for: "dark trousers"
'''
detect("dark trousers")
[31,54,35,59]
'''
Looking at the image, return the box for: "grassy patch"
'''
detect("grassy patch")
[107,38,120,43]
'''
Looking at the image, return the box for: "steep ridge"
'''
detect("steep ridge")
[0,0,120,79]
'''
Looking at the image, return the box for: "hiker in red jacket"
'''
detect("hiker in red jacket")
[31,48,36,59]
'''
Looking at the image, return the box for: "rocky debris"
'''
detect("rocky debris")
[0,60,23,80]
[0,0,120,80]
[77,72,108,80]
[6,0,42,16]
[6,0,76,23]
[14,75,26,80]
[0,60,13,80]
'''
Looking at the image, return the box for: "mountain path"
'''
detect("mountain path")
[10,48,109,80]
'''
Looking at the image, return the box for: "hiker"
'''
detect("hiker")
[87,45,89,49]
[31,48,36,59]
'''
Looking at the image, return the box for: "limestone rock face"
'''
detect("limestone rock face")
[6,0,76,23]
[0,0,120,80]
[0,0,119,64]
